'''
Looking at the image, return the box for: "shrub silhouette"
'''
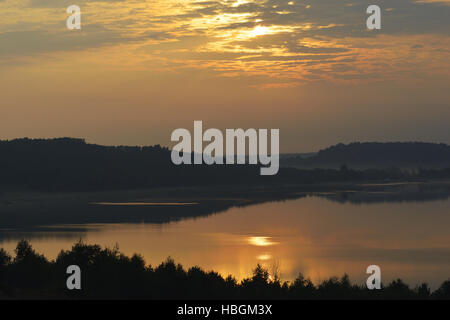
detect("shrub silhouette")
[9,240,52,291]
[433,280,450,299]
[288,273,315,299]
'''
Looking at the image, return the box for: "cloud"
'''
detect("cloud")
[0,0,449,83]
[0,24,123,57]
[27,0,127,8]
[415,0,450,4]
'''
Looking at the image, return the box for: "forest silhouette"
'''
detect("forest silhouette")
[283,142,450,169]
[1,138,449,191]
[0,240,449,300]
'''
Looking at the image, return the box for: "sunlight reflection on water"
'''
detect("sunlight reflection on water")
[1,196,450,289]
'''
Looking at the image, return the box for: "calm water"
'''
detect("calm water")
[1,195,449,288]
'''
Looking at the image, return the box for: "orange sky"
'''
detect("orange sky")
[1,0,449,152]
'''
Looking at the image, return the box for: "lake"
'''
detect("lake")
[1,194,449,289]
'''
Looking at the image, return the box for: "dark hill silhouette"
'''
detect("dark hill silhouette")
[0,138,260,190]
[1,138,450,191]
[282,142,450,169]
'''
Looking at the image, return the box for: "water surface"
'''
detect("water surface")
[1,195,449,288]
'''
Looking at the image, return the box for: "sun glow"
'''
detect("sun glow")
[257,254,272,261]
[251,26,269,37]
[232,0,250,7]
[248,236,277,246]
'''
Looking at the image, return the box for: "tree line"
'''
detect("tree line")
[1,138,449,191]
[0,240,449,299]
[283,142,450,169]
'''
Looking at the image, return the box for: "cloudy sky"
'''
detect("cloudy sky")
[1,0,449,151]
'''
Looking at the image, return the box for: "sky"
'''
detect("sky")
[1,0,449,152]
